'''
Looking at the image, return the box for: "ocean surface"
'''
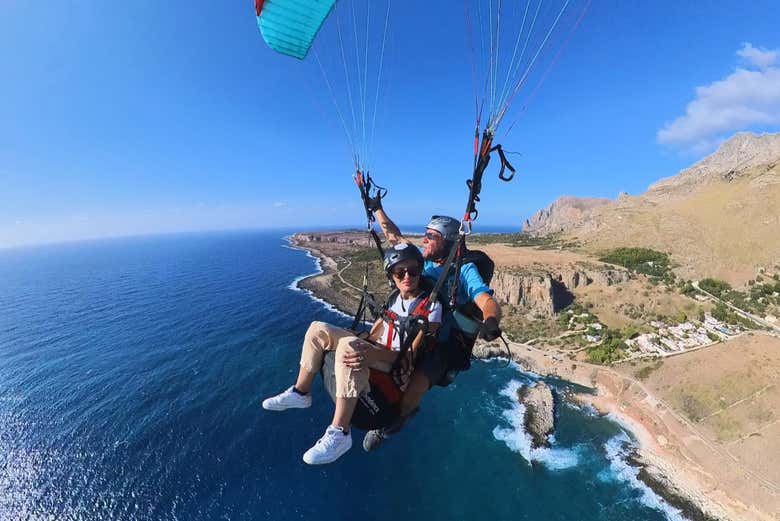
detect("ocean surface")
[0,230,691,521]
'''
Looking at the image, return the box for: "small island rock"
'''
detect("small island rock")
[517,382,556,448]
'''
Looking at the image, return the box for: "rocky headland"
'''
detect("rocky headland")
[523,195,612,236]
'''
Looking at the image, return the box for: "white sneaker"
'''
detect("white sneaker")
[262,386,312,411]
[302,426,352,465]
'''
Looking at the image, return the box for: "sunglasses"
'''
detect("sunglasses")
[392,267,421,279]
[424,231,442,241]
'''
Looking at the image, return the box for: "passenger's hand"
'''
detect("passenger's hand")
[341,341,372,369]
[481,316,502,341]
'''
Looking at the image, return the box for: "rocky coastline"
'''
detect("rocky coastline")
[286,233,365,317]
[289,233,755,521]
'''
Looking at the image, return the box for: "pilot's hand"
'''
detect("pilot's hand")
[366,193,383,212]
[481,316,501,341]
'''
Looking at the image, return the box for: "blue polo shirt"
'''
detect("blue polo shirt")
[422,257,492,307]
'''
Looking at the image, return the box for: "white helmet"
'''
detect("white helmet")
[383,242,424,273]
[426,215,460,244]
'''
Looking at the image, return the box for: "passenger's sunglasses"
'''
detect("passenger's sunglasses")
[424,232,442,241]
[392,267,421,279]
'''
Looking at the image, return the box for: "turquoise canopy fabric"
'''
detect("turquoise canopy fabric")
[256,0,337,60]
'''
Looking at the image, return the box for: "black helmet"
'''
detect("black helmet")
[383,242,424,273]
[426,215,460,243]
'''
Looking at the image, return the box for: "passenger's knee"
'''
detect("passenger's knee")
[305,321,328,341]
[334,337,358,366]
[335,337,352,352]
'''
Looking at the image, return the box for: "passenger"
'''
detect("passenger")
[262,243,442,464]
[364,199,503,451]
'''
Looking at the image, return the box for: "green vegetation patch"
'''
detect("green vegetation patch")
[501,313,561,343]
[706,414,742,443]
[347,247,385,264]
[699,276,779,318]
[469,232,579,250]
[469,232,549,246]
[711,302,754,329]
[340,248,392,303]
[599,247,670,277]
[586,332,626,364]
[674,388,714,422]
[698,278,732,298]
[634,359,663,381]
[678,280,698,296]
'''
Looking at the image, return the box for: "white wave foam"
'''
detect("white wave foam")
[562,399,600,418]
[602,433,690,521]
[492,380,580,470]
[283,237,354,320]
[508,360,542,381]
[286,246,323,291]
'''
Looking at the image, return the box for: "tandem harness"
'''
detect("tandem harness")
[320,288,434,431]
[330,169,440,429]
[425,248,497,386]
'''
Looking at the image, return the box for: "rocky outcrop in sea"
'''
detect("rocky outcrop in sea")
[517,382,556,448]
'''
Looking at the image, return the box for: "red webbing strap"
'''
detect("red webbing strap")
[383,309,398,350]
[255,0,265,16]
[385,322,395,350]
[368,371,402,403]
[412,296,431,319]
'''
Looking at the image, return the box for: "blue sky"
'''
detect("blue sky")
[2,1,779,248]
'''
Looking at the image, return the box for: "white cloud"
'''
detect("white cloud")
[657,43,780,153]
[272,201,287,208]
[737,42,778,70]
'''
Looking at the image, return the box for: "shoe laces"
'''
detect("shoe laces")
[371,428,388,440]
[318,428,344,449]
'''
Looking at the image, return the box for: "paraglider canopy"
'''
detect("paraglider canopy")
[254,0,392,175]
[255,0,337,60]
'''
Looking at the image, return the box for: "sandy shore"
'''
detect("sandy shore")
[477,338,778,521]
[291,236,774,521]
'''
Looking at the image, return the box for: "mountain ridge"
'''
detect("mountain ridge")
[522,131,780,285]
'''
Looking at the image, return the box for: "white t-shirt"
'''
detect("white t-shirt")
[378,294,443,350]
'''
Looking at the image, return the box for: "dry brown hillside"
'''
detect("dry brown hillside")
[525,132,780,286]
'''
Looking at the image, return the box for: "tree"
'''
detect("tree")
[599,248,671,276]
[699,278,732,298]
[680,281,697,296]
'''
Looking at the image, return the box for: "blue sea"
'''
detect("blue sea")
[0,231,691,521]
